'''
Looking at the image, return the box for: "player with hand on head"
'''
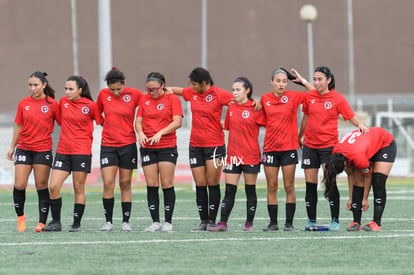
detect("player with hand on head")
[299,66,368,231]
[135,72,183,232]
[7,71,59,232]
[43,75,103,232]
[323,127,396,231]
[97,68,143,232]
[208,77,265,232]
[260,68,312,231]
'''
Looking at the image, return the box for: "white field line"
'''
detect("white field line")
[1,233,414,246]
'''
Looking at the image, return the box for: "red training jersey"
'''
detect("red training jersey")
[182,85,233,147]
[260,90,305,152]
[97,87,142,147]
[333,127,394,169]
[56,96,104,155]
[14,96,59,152]
[137,93,183,148]
[302,89,355,148]
[224,100,266,165]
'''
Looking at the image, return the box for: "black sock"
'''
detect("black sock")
[267,205,278,225]
[351,186,364,224]
[285,203,296,226]
[328,182,340,222]
[121,202,132,223]
[372,173,387,226]
[196,186,208,222]
[37,188,50,224]
[147,186,160,223]
[245,184,257,224]
[13,187,26,216]
[208,185,221,223]
[220,184,237,223]
[103,197,114,223]
[163,187,176,223]
[73,203,85,226]
[50,197,62,222]
[305,182,317,222]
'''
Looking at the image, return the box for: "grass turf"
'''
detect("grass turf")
[0,178,413,274]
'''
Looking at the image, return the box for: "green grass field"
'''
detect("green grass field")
[0,178,413,274]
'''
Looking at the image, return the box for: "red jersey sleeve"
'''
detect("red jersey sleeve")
[335,92,355,121]
[181,87,194,101]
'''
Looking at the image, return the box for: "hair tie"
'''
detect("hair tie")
[112,67,118,71]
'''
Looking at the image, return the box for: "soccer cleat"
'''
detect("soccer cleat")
[304,219,317,231]
[17,214,27,232]
[161,222,173,232]
[43,220,62,232]
[69,224,81,232]
[100,222,114,232]
[207,221,227,232]
[346,222,361,231]
[263,223,279,231]
[34,222,46,232]
[330,218,340,231]
[121,222,132,232]
[243,222,253,232]
[361,221,381,231]
[192,220,209,231]
[145,222,162,232]
[283,224,294,231]
[206,220,216,231]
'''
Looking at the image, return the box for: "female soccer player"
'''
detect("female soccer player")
[323,127,396,231]
[260,68,312,231]
[168,67,234,231]
[43,76,103,232]
[299,66,368,231]
[135,72,183,232]
[7,71,59,232]
[208,77,265,232]
[97,68,143,232]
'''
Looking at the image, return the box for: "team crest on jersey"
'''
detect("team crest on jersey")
[41,105,49,113]
[81,106,90,114]
[324,102,332,109]
[281,96,289,103]
[123,95,131,102]
[242,110,250,119]
[205,94,213,103]
[157,103,164,110]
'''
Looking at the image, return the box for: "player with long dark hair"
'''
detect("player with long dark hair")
[299,66,368,231]
[7,71,59,232]
[323,127,396,231]
[43,75,103,232]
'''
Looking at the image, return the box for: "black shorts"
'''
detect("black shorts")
[370,140,397,163]
[223,163,260,174]
[301,145,334,169]
[100,143,138,169]
[14,148,53,167]
[53,153,92,173]
[140,146,178,167]
[262,150,298,167]
[189,145,226,168]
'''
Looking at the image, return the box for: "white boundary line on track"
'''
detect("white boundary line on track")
[1,233,414,246]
